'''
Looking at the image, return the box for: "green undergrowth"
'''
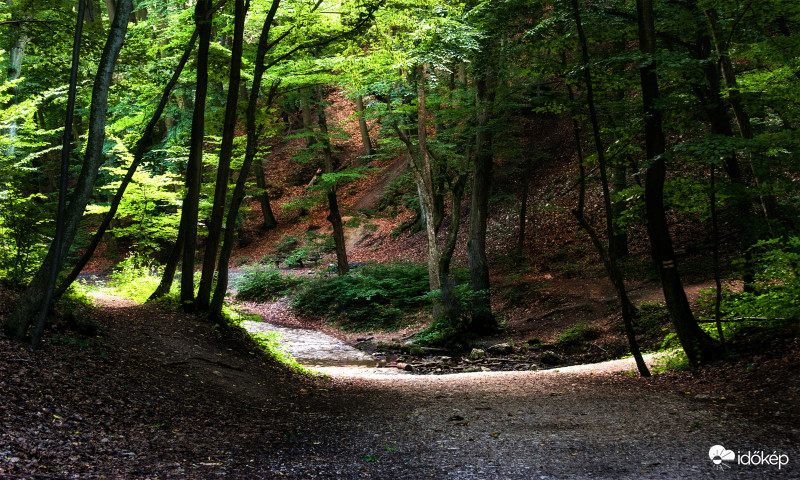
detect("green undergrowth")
[234,264,304,302]
[250,331,315,376]
[292,262,430,331]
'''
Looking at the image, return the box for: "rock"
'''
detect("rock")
[469,348,486,360]
[463,366,482,373]
[540,351,562,365]
[487,343,513,355]
[439,356,452,362]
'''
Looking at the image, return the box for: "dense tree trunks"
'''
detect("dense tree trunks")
[28,0,87,350]
[571,0,649,376]
[315,85,349,275]
[355,94,372,159]
[197,0,247,311]
[704,8,779,224]
[4,0,132,339]
[254,157,278,229]
[467,72,496,333]
[56,28,199,300]
[209,0,282,320]
[636,0,718,366]
[179,0,213,312]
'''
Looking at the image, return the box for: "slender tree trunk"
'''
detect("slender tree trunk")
[254,156,277,229]
[104,0,116,23]
[301,90,315,148]
[315,85,349,275]
[516,162,530,259]
[467,71,496,333]
[355,94,372,159]
[197,0,247,311]
[29,0,87,351]
[56,28,199,300]
[179,0,213,312]
[610,162,629,258]
[571,0,649,376]
[5,0,132,339]
[704,8,779,224]
[414,65,441,293]
[637,0,718,366]
[209,0,282,320]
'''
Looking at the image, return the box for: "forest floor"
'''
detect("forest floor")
[1,290,799,479]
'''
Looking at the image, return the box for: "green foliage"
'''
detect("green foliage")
[698,237,800,333]
[0,181,49,286]
[651,350,691,373]
[292,262,429,331]
[234,265,304,302]
[555,323,602,353]
[104,255,166,303]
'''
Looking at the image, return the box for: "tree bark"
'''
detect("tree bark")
[516,161,530,259]
[196,0,247,311]
[5,0,133,339]
[636,0,718,366]
[253,156,278,230]
[315,84,349,275]
[571,0,649,376]
[467,71,496,333]
[355,94,372,159]
[179,0,213,312]
[209,0,283,320]
[56,28,200,300]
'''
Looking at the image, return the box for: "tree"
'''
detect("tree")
[636,0,718,366]
[4,0,133,339]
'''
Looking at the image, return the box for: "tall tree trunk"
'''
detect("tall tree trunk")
[516,161,530,259]
[315,84,349,275]
[467,71,496,333]
[355,94,372,159]
[636,0,718,366]
[104,0,116,23]
[56,28,200,300]
[197,0,247,311]
[254,156,278,229]
[179,0,213,312]
[4,0,133,339]
[29,0,87,350]
[209,0,283,320]
[704,8,779,224]
[609,162,629,258]
[571,0,649,376]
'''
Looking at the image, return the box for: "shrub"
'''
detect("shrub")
[234,265,304,302]
[556,323,602,353]
[292,262,429,331]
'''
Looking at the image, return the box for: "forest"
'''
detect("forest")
[1,0,799,478]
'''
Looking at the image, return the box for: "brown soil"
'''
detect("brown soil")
[2,292,799,479]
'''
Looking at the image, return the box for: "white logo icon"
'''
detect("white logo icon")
[709,445,736,470]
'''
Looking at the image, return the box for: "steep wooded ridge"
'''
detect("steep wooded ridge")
[2,0,800,477]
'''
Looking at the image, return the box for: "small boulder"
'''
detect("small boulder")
[487,343,513,355]
[540,351,562,365]
[469,348,486,360]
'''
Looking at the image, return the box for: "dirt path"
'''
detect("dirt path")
[2,294,798,479]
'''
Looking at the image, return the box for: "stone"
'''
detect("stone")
[540,351,562,365]
[487,343,513,355]
[469,348,486,360]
